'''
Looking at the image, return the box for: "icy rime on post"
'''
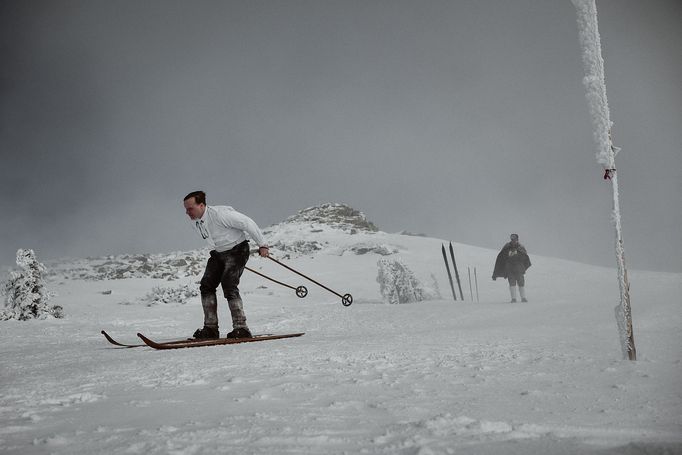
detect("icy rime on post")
[572,0,636,360]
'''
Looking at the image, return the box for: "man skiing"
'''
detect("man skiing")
[492,233,531,303]
[183,191,269,339]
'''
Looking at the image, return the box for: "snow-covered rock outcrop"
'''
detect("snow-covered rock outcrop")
[264,203,397,258]
[275,203,378,234]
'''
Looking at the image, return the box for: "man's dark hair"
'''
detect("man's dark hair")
[184,191,206,205]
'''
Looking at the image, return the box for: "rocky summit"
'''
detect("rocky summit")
[278,203,378,233]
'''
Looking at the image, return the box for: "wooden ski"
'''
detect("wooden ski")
[136,332,305,350]
[101,330,188,348]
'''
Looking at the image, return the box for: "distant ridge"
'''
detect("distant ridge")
[44,204,383,279]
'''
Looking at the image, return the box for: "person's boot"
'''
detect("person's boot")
[509,285,518,303]
[226,298,251,338]
[225,327,253,339]
[519,286,528,302]
[193,294,219,339]
[193,326,220,339]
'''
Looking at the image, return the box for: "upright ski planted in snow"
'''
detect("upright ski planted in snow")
[441,244,457,301]
[449,242,464,300]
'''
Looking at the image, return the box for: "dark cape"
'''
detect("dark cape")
[493,242,531,279]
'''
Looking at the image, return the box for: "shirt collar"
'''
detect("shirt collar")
[198,205,210,223]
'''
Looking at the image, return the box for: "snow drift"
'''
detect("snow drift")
[1,204,680,455]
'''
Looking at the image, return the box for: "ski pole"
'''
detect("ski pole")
[441,244,457,301]
[468,267,473,301]
[267,256,353,306]
[474,267,479,303]
[245,266,308,298]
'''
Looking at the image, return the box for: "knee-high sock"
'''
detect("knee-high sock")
[519,286,526,300]
[202,294,218,329]
[509,285,518,301]
[228,298,247,329]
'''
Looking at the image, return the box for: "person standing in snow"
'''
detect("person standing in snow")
[183,191,269,339]
[492,233,531,303]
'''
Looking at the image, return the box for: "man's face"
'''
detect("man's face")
[184,198,205,220]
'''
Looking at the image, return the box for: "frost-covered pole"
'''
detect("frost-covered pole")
[572,0,636,360]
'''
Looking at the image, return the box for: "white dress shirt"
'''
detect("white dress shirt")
[195,205,267,252]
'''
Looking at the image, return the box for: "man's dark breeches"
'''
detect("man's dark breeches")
[200,241,250,300]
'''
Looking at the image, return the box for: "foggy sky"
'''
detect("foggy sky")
[1,0,681,273]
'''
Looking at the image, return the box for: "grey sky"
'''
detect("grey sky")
[1,0,680,272]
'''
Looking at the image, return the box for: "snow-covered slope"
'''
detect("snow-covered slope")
[1,204,681,455]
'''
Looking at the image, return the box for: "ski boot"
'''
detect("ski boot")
[225,328,252,339]
[192,326,220,339]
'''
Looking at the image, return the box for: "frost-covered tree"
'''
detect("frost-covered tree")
[2,249,63,321]
[376,258,427,304]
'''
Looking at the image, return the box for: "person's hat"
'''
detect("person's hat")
[510,233,519,241]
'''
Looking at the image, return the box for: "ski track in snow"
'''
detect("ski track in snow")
[1,228,681,455]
